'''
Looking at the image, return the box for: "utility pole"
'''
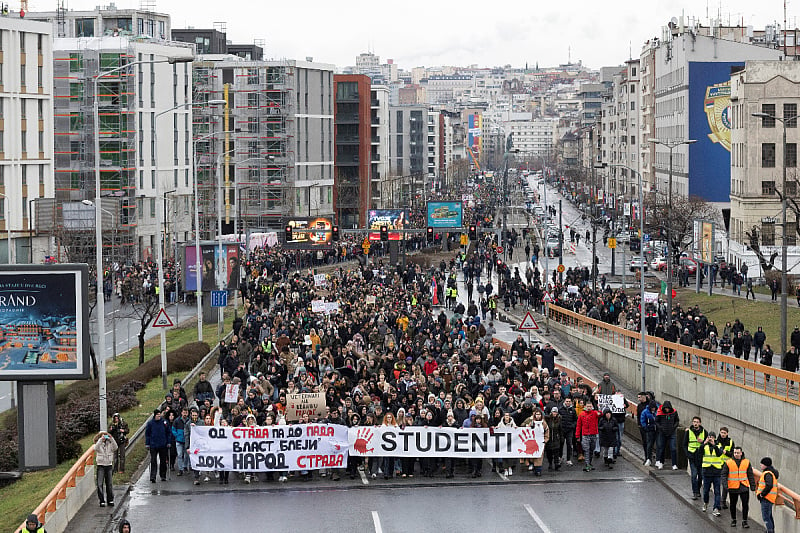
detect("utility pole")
[558,199,563,283]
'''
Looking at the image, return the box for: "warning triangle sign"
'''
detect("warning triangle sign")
[542,292,552,303]
[519,312,539,330]
[153,308,174,328]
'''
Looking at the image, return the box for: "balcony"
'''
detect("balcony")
[335,113,359,124]
[336,134,360,145]
[336,154,360,165]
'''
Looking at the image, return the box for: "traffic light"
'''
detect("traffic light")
[426,227,433,243]
[284,225,293,242]
[332,225,340,241]
[380,225,389,242]
[468,224,477,240]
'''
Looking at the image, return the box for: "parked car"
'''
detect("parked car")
[630,257,649,272]
[546,238,561,256]
[650,256,667,271]
[679,257,698,274]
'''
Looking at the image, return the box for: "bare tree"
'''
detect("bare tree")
[744,225,780,273]
[116,272,160,365]
[645,192,717,263]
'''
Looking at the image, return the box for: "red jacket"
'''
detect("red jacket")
[575,408,600,438]
[423,359,438,376]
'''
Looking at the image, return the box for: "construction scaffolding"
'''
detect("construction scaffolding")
[193,60,295,237]
[51,42,137,264]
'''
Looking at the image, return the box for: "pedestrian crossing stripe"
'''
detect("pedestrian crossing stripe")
[519,312,539,330]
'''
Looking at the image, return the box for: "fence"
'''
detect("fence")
[547,304,800,405]
[545,303,800,517]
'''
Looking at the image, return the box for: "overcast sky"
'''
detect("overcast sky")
[37,0,796,70]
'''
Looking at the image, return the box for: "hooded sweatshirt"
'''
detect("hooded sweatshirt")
[655,401,679,436]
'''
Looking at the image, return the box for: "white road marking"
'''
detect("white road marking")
[524,504,552,533]
[371,511,383,533]
[359,468,369,485]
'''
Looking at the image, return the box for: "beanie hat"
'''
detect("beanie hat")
[761,457,773,467]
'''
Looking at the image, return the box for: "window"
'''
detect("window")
[37,66,42,89]
[787,143,797,167]
[762,143,776,167]
[630,135,636,145]
[761,104,776,127]
[37,99,43,121]
[173,169,178,188]
[788,222,797,246]
[75,19,94,38]
[38,131,43,152]
[151,170,155,188]
[19,64,25,87]
[18,32,24,52]
[139,169,144,189]
[785,103,798,128]
[630,101,635,110]
[761,221,775,246]
[787,181,798,197]
[762,181,775,195]
[70,140,81,161]
[150,198,155,217]
[20,130,25,153]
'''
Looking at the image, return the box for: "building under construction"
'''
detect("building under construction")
[191,55,335,236]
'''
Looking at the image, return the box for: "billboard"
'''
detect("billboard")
[688,61,741,202]
[184,243,240,292]
[0,264,90,381]
[467,112,482,168]
[427,201,464,228]
[367,209,408,241]
[693,219,715,264]
[284,217,334,249]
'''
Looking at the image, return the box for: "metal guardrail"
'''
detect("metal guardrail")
[545,303,800,516]
[547,304,800,405]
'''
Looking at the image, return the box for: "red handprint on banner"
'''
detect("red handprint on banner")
[517,429,539,455]
[353,427,374,454]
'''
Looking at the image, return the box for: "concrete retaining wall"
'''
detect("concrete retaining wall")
[550,318,800,530]
[44,465,95,533]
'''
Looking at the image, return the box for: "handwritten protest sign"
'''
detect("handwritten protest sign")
[285,392,327,422]
[597,393,626,414]
[223,384,239,404]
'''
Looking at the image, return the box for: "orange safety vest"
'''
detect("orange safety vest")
[757,470,778,504]
[725,458,750,489]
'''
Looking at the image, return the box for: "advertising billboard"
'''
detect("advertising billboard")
[0,264,90,381]
[367,209,408,241]
[688,61,741,202]
[284,217,334,249]
[184,243,240,292]
[427,201,464,228]
[693,219,715,264]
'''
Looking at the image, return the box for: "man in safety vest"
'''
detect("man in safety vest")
[700,431,725,516]
[716,427,736,510]
[685,416,707,500]
[721,446,756,528]
[24,513,45,533]
[757,457,780,533]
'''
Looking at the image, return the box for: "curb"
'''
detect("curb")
[647,469,727,532]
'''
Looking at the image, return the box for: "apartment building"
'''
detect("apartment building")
[0,16,54,263]
[27,3,170,39]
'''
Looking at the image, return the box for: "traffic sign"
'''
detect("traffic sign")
[542,292,552,303]
[518,312,539,330]
[496,246,504,254]
[557,264,565,273]
[460,234,468,246]
[210,290,228,308]
[153,308,174,328]
[643,233,651,243]
[608,237,617,249]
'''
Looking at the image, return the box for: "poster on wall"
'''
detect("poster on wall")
[688,61,742,202]
[0,265,90,381]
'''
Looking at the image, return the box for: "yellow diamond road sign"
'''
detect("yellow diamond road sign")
[608,237,617,249]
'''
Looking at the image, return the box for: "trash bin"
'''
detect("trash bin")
[675,426,688,470]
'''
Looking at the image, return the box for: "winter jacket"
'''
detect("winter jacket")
[558,404,578,434]
[545,414,563,450]
[145,417,171,449]
[655,401,679,436]
[93,432,118,466]
[575,407,600,438]
[598,413,617,447]
[640,408,657,432]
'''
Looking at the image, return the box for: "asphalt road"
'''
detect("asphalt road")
[113,462,710,533]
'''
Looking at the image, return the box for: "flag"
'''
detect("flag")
[432,277,439,306]
[661,280,667,295]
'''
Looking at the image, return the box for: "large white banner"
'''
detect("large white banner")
[189,424,349,472]
[347,425,545,458]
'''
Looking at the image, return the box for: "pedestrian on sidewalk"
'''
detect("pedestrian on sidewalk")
[701,432,725,515]
[93,430,117,507]
[745,278,755,300]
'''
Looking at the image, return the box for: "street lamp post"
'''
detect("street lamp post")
[752,112,796,357]
[217,148,236,338]
[192,126,231,342]
[82,200,118,361]
[648,138,697,320]
[93,54,192,429]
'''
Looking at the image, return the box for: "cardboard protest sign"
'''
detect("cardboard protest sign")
[285,392,327,422]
